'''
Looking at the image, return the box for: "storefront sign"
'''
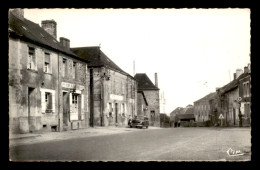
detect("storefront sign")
[61,82,84,90]
[62,82,75,89]
[110,94,123,101]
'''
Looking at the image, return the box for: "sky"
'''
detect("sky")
[23,8,251,115]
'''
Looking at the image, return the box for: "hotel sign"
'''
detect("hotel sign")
[61,82,84,90]
[110,94,123,101]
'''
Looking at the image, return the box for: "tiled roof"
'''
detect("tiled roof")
[8,11,80,59]
[134,73,159,90]
[183,107,194,114]
[176,113,195,120]
[218,72,250,95]
[194,92,217,103]
[170,107,184,115]
[71,47,132,77]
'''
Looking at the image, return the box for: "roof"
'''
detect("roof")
[176,113,195,120]
[71,47,133,78]
[194,92,217,103]
[8,11,80,60]
[183,107,194,114]
[170,107,184,115]
[134,73,159,90]
[218,72,250,95]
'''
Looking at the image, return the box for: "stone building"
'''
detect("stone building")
[134,73,160,126]
[8,9,89,134]
[238,64,251,126]
[216,66,251,127]
[193,92,217,123]
[71,47,137,127]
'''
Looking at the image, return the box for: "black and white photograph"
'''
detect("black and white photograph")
[8,8,251,161]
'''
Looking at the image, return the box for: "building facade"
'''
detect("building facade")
[194,92,217,123]
[134,73,160,126]
[216,66,251,127]
[9,9,89,134]
[71,47,137,127]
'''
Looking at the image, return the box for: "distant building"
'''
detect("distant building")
[9,9,89,134]
[194,92,217,123]
[169,105,195,127]
[169,107,184,125]
[134,73,160,126]
[71,47,137,127]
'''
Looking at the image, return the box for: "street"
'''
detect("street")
[9,127,251,161]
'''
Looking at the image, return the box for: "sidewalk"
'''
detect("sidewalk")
[9,126,162,147]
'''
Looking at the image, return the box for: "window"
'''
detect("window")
[62,58,67,77]
[41,89,55,114]
[243,81,250,97]
[72,62,76,79]
[72,94,78,104]
[45,92,53,113]
[27,47,36,70]
[44,52,51,73]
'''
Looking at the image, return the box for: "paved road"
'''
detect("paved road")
[9,127,251,161]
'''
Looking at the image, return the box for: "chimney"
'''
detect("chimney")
[244,66,249,73]
[233,73,237,80]
[155,73,158,87]
[11,8,24,20]
[59,37,70,49]
[41,20,57,39]
[236,69,243,78]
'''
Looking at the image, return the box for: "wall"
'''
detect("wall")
[225,88,239,126]
[143,90,160,126]
[194,101,211,122]
[137,92,147,117]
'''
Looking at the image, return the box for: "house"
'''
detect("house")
[9,9,89,134]
[134,73,160,127]
[194,92,217,123]
[217,66,251,127]
[71,47,137,127]
[238,64,251,126]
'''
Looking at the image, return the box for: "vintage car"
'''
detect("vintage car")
[129,116,149,129]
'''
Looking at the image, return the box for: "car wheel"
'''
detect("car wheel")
[130,125,132,128]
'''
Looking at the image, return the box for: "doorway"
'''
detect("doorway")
[63,92,69,126]
[28,87,35,132]
[115,103,118,123]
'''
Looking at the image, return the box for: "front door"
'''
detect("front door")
[28,87,35,132]
[63,92,69,126]
[115,103,118,123]
[233,108,236,125]
[70,93,79,121]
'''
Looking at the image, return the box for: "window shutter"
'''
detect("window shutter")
[41,90,46,113]
[48,93,52,110]
[52,92,55,113]
[81,94,84,120]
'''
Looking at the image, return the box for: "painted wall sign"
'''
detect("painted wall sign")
[61,82,84,90]
[61,82,75,89]
[110,94,123,101]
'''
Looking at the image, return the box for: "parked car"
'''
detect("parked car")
[129,116,149,129]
